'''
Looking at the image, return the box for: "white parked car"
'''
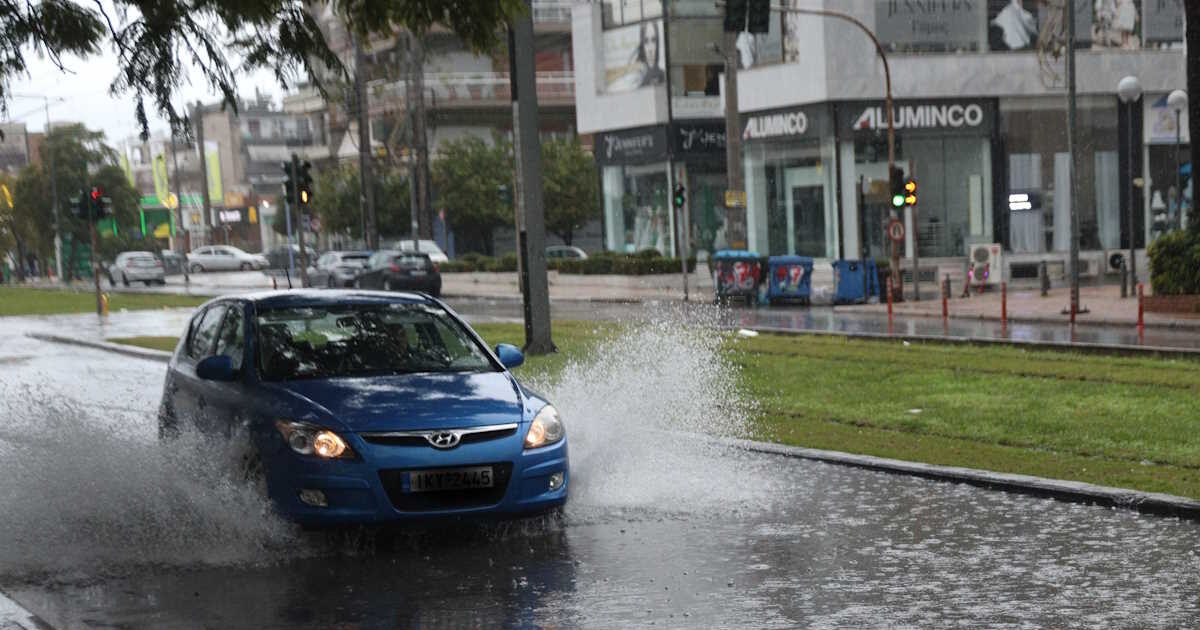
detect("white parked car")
[187,245,269,272]
[108,251,166,286]
[393,239,449,264]
[546,245,588,260]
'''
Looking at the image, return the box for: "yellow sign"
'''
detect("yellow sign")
[0,184,12,209]
[205,142,223,202]
[224,191,246,207]
[153,223,171,238]
[153,153,170,203]
[724,190,747,208]
[248,206,258,224]
[164,192,179,210]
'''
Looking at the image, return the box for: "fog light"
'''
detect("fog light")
[548,472,564,491]
[299,489,328,507]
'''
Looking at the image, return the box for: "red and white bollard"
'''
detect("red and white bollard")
[887,276,894,320]
[1001,281,1007,328]
[1137,283,1145,329]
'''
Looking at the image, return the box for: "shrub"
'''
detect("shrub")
[438,261,474,273]
[1148,230,1200,295]
[634,248,663,259]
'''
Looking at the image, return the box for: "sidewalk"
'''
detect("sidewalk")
[441,269,713,302]
[837,284,1200,330]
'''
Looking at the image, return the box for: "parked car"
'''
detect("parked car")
[108,251,166,286]
[160,250,186,275]
[546,245,588,260]
[264,244,317,271]
[393,239,450,264]
[308,251,371,288]
[354,250,441,297]
[187,245,269,273]
[157,291,567,526]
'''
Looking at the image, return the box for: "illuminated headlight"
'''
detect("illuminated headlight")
[524,405,564,449]
[275,421,354,459]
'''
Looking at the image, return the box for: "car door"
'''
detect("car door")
[170,303,227,432]
[202,301,249,437]
[357,253,384,288]
[215,247,238,271]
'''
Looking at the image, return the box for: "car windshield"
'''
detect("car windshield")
[255,302,495,381]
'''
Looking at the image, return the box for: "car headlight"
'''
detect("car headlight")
[524,405,564,449]
[275,420,356,459]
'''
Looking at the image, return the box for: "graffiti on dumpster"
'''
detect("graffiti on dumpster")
[774,264,809,295]
[719,261,760,292]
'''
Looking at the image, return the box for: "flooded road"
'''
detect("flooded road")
[1,309,1199,628]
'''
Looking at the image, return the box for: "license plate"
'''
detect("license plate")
[405,466,493,493]
[410,270,426,276]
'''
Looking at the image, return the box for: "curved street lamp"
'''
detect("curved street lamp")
[1117,76,1142,289]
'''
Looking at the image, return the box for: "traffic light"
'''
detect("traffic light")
[281,160,296,202]
[903,178,918,206]
[747,0,771,34]
[673,184,686,210]
[89,187,111,218]
[890,167,906,209]
[724,0,747,32]
[70,193,83,219]
[298,160,313,205]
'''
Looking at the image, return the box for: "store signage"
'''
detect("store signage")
[840,99,994,136]
[594,125,668,165]
[740,104,830,143]
[875,0,985,49]
[672,122,726,155]
[218,209,242,223]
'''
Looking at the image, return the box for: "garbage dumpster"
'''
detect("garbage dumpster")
[833,259,879,304]
[712,249,762,306]
[766,256,813,305]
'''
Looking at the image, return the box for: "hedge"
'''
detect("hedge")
[1148,229,1200,295]
[439,252,697,275]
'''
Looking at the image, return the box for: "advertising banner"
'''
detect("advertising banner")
[603,19,666,94]
[594,125,668,165]
[875,0,986,50]
[152,152,169,204]
[205,141,223,202]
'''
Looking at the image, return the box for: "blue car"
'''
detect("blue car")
[158,290,568,526]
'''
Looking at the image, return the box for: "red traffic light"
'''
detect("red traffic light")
[90,187,103,201]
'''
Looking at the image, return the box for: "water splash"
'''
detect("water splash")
[531,304,776,516]
[0,385,297,579]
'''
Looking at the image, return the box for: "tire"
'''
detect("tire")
[107,274,116,287]
[240,262,252,271]
[121,272,129,287]
[190,263,204,273]
[157,279,167,286]
[143,280,153,287]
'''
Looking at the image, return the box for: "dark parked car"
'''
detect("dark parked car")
[309,251,371,288]
[353,250,441,297]
[157,290,567,526]
[265,244,317,271]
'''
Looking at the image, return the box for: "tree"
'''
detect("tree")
[281,161,411,241]
[541,136,599,246]
[432,135,513,255]
[1187,2,1200,231]
[0,1,525,137]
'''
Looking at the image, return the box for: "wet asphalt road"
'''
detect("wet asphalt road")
[3,309,1200,628]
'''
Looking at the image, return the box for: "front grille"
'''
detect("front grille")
[379,463,513,511]
[361,426,518,448]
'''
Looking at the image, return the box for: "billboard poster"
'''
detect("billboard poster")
[988,0,1039,50]
[1089,0,1141,49]
[1144,0,1184,43]
[875,0,986,50]
[603,19,666,94]
[204,141,222,202]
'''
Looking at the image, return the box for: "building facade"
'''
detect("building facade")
[573,0,1189,282]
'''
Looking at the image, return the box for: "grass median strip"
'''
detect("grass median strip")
[0,286,208,317]
[110,320,1200,498]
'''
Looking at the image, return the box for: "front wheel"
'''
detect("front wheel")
[240,262,252,271]
[121,272,129,287]
[189,263,204,273]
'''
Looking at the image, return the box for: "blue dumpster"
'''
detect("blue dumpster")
[766,256,813,305]
[712,250,763,305]
[833,259,879,304]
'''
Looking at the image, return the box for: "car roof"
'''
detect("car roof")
[218,289,435,310]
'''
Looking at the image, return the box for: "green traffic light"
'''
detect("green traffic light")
[891,194,905,208]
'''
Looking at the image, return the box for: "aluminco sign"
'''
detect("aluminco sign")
[854,103,984,130]
[743,111,809,140]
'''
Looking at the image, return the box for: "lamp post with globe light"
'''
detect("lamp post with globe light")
[1117,76,1142,289]
[1167,89,1188,230]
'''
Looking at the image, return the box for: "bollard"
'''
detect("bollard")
[101,293,109,317]
[1070,291,1077,325]
[1001,281,1007,327]
[1039,260,1050,297]
[887,276,894,320]
[1119,259,1128,299]
[941,275,948,320]
[1137,283,1144,329]
[272,275,278,290]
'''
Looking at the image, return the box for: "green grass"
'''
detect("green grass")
[108,320,1200,498]
[109,336,180,353]
[0,286,208,317]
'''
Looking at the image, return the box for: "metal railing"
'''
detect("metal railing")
[367,71,575,108]
[531,0,572,23]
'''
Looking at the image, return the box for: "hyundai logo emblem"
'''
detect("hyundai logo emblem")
[426,431,461,449]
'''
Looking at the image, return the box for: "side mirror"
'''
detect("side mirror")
[196,355,237,381]
[494,343,524,369]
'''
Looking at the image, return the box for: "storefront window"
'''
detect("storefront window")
[744,141,838,258]
[1000,97,1119,253]
[685,165,729,260]
[602,163,673,254]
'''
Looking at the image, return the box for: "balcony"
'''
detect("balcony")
[366,71,575,112]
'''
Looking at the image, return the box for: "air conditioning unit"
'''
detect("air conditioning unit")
[967,243,1004,286]
[1103,250,1129,274]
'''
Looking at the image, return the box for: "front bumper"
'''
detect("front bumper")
[262,429,567,526]
[119,268,165,281]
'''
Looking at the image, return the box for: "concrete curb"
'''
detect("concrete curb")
[26,332,171,363]
[745,325,1200,359]
[0,590,48,630]
[835,305,1200,331]
[715,436,1200,520]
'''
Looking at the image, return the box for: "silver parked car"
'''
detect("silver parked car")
[187,245,268,272]
[108,251,166,286]
[546,245,588,260]
[308,250,371,288]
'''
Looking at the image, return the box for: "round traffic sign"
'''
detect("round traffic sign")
[888,219,905,243]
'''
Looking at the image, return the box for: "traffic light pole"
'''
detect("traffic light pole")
[88,196,102,316]
[292,153,309,288]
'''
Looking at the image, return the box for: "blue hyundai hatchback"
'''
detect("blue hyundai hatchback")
[158,290,568,526]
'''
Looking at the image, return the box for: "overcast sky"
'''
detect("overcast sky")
[4,37,285,146]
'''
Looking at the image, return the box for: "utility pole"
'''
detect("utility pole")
[1066,0,1083,318]
[355,37,378,249]
[509,2,555,354]
[662,2,688,300]
[722,28,745,249]
[170,130,188,254]
[409,32,433,240]
[194,102,212,245]
[292,153,310,287]
[44,98,62,282]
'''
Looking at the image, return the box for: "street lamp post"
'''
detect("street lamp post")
[1117,76,1142,291]
[1167,89,1188,230]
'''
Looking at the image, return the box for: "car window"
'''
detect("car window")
[187,305,227,361]
[217,248,234,257]
[393,254,431,270]
[342,254,369,264]
[213,304,245,370]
